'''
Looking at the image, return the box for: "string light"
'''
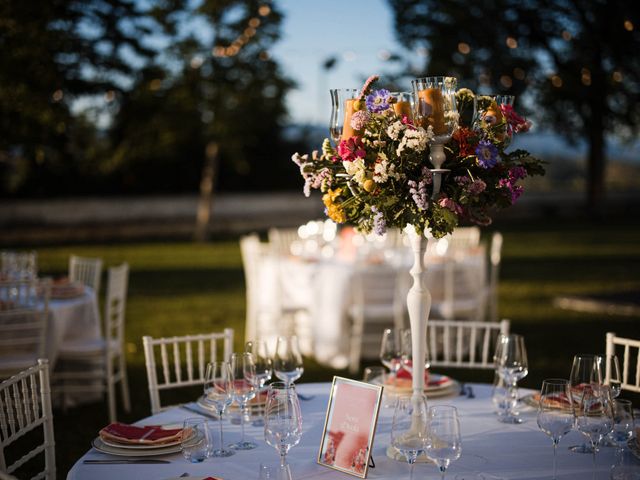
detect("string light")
[212,3,270,58]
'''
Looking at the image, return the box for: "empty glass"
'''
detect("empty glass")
[380,328,403,384]
[230,352,258,450]
[574,385,614,477]
[400,328,430,374]
[274,336,304,386]
[264,382,303,468]
[494,334,528,423]
[611,399,635,447]
[181,417,210,463]
[425,405,462,480]
[536,379,575,480]
[203,361,235,457]
[568,353,604,453]
[390,394,429,479]
[246,339,273,426]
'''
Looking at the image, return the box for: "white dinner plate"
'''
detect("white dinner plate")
[91,430,202,457]
[99,429,192,450]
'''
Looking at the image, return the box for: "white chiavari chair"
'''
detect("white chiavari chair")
[606,332,640,393]
[427,318,510,369]
[68,255,103,293]
[54,263,130,422]
[0,359,55,480]
[142,329,234,414]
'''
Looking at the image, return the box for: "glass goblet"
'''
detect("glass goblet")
[246,339,273,426]
[390,394,429,480]
[329,88,359,145]
[264,382,303,468]
[380,328,403,385]
[568,353,604,453]
[203,361,234,457]
[230,352,258,450]
[494,334,528,423]
[574,385,614,476]
[425,405,462,480]
[536,379,575,480]
[274,336,304,386]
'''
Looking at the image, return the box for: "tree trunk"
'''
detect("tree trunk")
[194,141,219,242]
[586,47,606,217]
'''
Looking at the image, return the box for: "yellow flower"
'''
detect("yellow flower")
[322,188,342,207]
[327,204,346,223]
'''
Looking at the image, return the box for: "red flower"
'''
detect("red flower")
[338,136,366,162]
[452,127,476,157]
[500,105,531,133]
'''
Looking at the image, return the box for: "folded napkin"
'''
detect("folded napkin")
[99,423,185,446]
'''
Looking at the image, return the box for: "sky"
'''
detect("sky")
[270,0,413,126]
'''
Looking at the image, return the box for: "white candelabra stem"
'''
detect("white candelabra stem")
[406,229,431,403]
[429,140,449,200]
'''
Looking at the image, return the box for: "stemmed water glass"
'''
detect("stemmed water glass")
[494,334,528,423]
[203,361,235,457]
[425,405,462,480]
[536,379,575,480]
[568,353,604,453]
[380,328,403,384]
[245,340,273,426]
[574,384,614,478]
[264,382,303,469]
[602,354,623,447]
[230,352,258,450]
[274,336,304,386]
[390,394,429,479]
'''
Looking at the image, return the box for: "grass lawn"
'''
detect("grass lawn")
[12,214,640,477]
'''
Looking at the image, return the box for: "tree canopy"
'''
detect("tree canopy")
[388,0,640,211]
[0,0,298,197]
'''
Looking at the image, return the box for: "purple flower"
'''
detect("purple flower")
[498,178,524,204]
[475,140,499,169]
[408,179,429,211]
[371,206,387,235]
[468,179,487,195]
[366,89,391,113]
[509,166,527,181]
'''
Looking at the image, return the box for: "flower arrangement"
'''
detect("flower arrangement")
[292,76,545,238]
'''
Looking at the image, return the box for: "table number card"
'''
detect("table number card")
[317,377,383,478]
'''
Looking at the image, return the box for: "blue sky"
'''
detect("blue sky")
[271,0,413,126]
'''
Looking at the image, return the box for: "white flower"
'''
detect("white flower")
[396,126,431,156]
[386,120,405,141]
[343,158,368,186]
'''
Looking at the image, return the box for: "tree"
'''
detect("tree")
[388,0,640,213]
[0,0,157,196]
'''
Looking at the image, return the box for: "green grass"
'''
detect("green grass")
[12,215,640,478]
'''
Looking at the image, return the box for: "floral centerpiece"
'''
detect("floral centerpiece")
[292,75,545,238]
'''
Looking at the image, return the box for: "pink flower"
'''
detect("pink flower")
[358,75,380,101]
[338,137,366,162]
[500,105,531,133]
[350,110,370,131]
[438,196,463,214]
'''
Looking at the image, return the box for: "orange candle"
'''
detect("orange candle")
[341,99,358,141]
[417,88,446,135]
[393,100,412,120]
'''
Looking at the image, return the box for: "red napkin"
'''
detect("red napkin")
[99,423,184,445]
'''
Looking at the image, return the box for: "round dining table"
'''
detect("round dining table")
[67,382,635,480]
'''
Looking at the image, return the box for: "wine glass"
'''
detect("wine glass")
[390,394,429,479]
[203,361,235,457]
[380,328,403,384]
[230,352,258,450]
[246,340,273,426]
[611,399,635,447]
[568,353,604,453]
[425,405,462,480]
[536,379,575,480]
[274,336,304,386]
[494,334,528,423]
[264,382,303,469]
[400,328,431,375]
[574,384,614,477]
[329,88,359,145]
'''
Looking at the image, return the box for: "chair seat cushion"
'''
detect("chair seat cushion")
[58,337,121,357]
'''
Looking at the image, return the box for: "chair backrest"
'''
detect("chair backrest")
[104,263,129,347]
[0,359,55,479]
[69,255,103,293]
[142,329,234,414]
[606,332,640,393]
[0,283,50,378]
[427,318,510,369]
[0,279,39,310]
[268,228,301,256]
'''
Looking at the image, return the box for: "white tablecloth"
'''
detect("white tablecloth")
[256,251,486,369]
[67,382,636,480]
[47,288,101,368]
